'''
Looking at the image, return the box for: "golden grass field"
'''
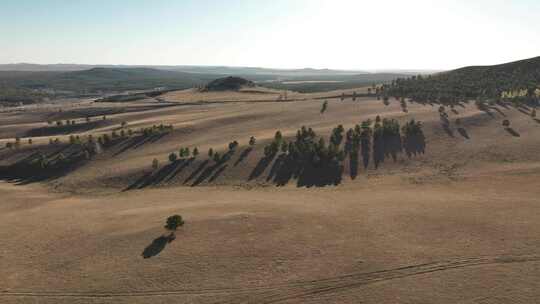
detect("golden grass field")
[1,87,540,303]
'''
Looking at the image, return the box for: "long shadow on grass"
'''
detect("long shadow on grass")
[260,153,343,188]
[505,128,521,137]
[113,133,168,157]
[248,154,275,180]
[0,145,89,186]
[457,128,470,139]
[141,234,175,259]
[184,160,209,185]
[124,158,194,190]
[234,147,253,166]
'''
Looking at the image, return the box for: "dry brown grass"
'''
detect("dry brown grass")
[1,92,540,303]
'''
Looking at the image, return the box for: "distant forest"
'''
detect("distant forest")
[385,56,540,104]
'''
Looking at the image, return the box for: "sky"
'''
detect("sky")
[1,0,539,70]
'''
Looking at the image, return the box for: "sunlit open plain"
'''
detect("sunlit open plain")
[1,89,540,304]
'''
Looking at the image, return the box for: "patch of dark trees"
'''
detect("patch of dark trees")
[250,117,425,187]
[0,143,94,185]
[25,120,108,137]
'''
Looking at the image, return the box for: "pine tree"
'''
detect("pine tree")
[169,152,178,163]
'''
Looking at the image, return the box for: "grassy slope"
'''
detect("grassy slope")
[1,94,540,303]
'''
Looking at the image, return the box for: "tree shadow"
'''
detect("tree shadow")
[165,158,194,182]
[209,165,228,182]
[191,162,220,186]
[141,234,175,259]
[373,136,384,169]
[373,134,402,169]
[505,128,521,137]
[349,151,359,180]
[248,153,276,180]
[266,154,285,182]
[24,121,107,137]
[517,108,530,116]
[457,128,470,139]
[0,145,89,186]
[296,162,343,188]
[234,147,253,166]
[188,150,235,186]
[123,158,193,190]
[361,139,370,169]
[440,114,454,137]
[403,133,426,157]
[272,155,299,186]
[123,171,153,191]
[489,106,506,117]
[184,160,209,184]
[113,133,168,156]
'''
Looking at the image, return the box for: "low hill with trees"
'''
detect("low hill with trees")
[203,76,255,92]
[386,56,540,104]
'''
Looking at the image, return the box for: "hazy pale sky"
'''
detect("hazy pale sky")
[1,0,539,70]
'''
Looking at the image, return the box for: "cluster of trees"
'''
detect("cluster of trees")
[168,147,199,163]
[261,116,425,178]
[5,137,21,149]
[45,115,108,127]
[262,126,345,170]
[5,137,36,149]
[141,124,174,136]
[47,119,77,127]
[153,136,257,173]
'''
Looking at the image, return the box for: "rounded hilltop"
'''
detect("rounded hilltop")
[203,76,255,91]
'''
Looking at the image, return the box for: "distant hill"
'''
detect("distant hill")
[0,63,369,76]
[0,68,217,103]
[204,76,255,91]
[387,56,540,101]
[0,65,410,103]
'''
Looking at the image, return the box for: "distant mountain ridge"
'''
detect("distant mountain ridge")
[0,63,370,75]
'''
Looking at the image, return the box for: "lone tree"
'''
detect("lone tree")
[320,100,328,114]
[274,131,283,143]
[208,148,214,157]
[169,152,178,163]
[152,158,159,170]
[502,119,511,128]
[249,136,256,146]
[193,147,199,158]
[165,215,184,238]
